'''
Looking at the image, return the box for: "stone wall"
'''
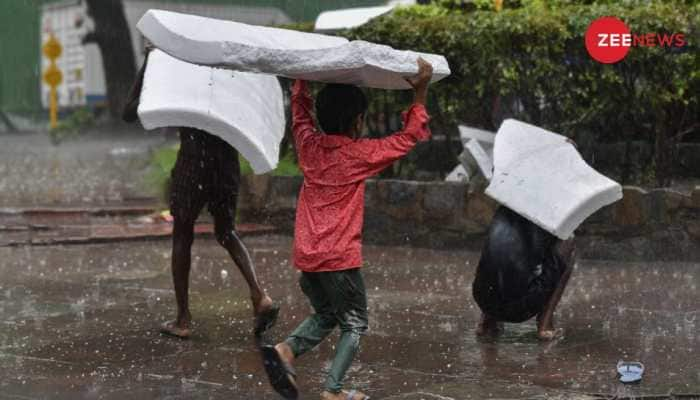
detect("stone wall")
[238,175,700,262]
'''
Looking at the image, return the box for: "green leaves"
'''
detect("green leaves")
[345,0,698,183]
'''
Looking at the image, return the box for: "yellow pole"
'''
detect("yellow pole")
[50,88,57,128]
[42,33,63,129]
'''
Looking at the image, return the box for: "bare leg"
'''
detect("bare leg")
[214,219,273,315]
[161,217,196,338]
[476,313,503,337]
[537,239,576,341]
[121,51,149,123]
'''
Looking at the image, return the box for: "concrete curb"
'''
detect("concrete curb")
[0,223,277,248]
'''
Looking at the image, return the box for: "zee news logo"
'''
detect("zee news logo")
[585,16,687,64]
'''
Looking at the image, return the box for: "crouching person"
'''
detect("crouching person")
[122,47,278,339]
[472,206,576,341]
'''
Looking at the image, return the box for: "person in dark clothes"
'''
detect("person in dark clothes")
[122,49,278,339]
[472,206,576,341]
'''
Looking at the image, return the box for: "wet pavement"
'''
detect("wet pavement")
[0,235,698,399]
[0,130,167,206]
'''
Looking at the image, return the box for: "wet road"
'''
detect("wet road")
[0,131,166,206]
[0,235,698,399]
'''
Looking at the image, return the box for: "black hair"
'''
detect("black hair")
[315,84,368,135]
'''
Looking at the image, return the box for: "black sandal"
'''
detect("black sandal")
[260,345,298,400]
[254,304,280,337]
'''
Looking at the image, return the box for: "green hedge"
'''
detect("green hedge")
[347,0,699,185]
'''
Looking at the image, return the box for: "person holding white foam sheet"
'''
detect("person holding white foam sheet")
[122,48,279,340]
[472,206,577,341]
[260,58,434,400]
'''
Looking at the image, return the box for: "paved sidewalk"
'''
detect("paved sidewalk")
[0,204,276,247]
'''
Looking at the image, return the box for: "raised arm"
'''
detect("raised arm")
[122,50,150,123]
[343,58,434,181]
[291,79,316,148]
[343,105,431,180]
[405,57,432,106]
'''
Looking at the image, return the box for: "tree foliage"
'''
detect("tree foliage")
[347,0,699,185]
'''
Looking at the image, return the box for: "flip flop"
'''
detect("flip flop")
[254,304,280,337]
[260,345,298,400]
[617,361,644,384]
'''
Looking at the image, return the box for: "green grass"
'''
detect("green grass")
[48,107,95,144]
[268,151,301,177]
[144,144,301,200]
[143,144,179,201]
[239,151,300,177]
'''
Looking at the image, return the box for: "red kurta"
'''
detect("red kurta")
[291,80,431,272]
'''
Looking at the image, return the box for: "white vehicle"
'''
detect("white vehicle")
[313,0,414,32]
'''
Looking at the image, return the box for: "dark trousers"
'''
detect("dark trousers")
[285,269,368,393]
[169,128,240,224]
[472,207,564,323]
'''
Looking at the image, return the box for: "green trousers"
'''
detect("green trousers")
[285,268,368,393]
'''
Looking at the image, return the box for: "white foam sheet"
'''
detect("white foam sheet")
[137,50,285,174]
[315,6,395,32]
[485,119,623,240]
[457,150,476,177]
[445,164,469,182]
[464,139,494,181]
[458,126,494,180]
[137,10,451,90]
[458,125,496,146]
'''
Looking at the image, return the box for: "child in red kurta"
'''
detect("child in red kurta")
[262,59,434,400]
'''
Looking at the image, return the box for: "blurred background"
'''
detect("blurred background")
[0,0,698,205]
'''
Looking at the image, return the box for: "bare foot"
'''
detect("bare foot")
[160,319,191,339]
[253,294,279,337]
[476,314,503,337]
[260,344,298,398]
[321,390,369,400]
[275,342,295,367]
[537,327,563,341]
[253,294,274,315]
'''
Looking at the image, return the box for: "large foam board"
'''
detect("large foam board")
[465,139,494,181]
[445,164,469,182]
[457,150,477,180]
[485,119,622,239]
[136,9,451,90]
[458,125,496,146]
[137,49,285,174]
[458,125,495,181]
